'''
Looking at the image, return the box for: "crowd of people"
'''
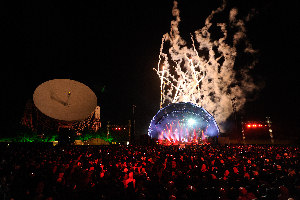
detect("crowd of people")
[0,143,299,200]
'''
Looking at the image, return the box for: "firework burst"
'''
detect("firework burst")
[155,1,258,129]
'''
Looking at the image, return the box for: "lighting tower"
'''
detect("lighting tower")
[266,117,274,144]
[241,120,246,144]
[231,97,239,140]
[131,105,136,143]
[128,120,131,144]
[107,121,110,140]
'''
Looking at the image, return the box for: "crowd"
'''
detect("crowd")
[0,143,299,200]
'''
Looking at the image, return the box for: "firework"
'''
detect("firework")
[155,1,257,129]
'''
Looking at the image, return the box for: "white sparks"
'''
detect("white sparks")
[155,1,258,131]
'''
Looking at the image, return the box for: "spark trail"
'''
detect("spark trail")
[155,1,258,130]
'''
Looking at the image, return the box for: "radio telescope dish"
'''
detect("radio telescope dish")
[33,79,97,122]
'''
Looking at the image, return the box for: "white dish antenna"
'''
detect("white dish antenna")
[33,79,97,122]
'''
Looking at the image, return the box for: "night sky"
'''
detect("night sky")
[1,0,299,139]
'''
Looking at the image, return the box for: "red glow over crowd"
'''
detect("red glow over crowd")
[0,144,299,200]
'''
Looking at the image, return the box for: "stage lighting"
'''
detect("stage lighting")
[188,118,196,126]
[148,102,219,143]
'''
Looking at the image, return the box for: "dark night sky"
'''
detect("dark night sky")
[1,0,299,138]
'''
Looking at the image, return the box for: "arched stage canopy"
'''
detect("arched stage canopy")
[148,102,219,144]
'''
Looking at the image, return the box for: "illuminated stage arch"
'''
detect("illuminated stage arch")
[148,102,219,144]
